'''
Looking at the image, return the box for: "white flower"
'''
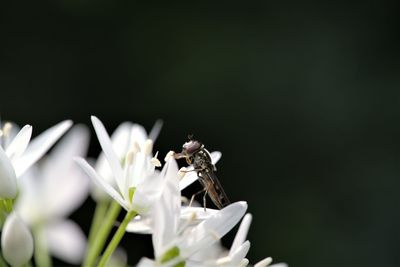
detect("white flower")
[137,158,248,267]
[188,213,288,267]
[16,125,90,264]
[76,116,164,214]
[1,212,34,267]
[0,120,72,199]
[126,150,222,234]
[92,119,162,201]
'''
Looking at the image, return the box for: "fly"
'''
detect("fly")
[174,135,230,209]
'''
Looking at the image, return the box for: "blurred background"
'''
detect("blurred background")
[1,1,400,267]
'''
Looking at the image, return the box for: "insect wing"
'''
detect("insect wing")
[201,170,230,209]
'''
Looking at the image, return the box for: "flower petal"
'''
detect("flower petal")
[41,125,90,218]
[179,166,197,191]
[129,124,148,150]
[45,220,87,264]
[148,119,163,142]
[268,264,288,267]
[136,257,157,267]
[1,212,33,267]
[0,146,17,199]
[75,158,128,210]
[210,151,222,165]
[12,120,72,177]
[229,240,250,264]
[151,158,181,257]
[254,257,272,267]
[180,201,248,258]
[91,116,125,195]
[230,213,252,256]
[126,215,153,234]
[5,125,32,161]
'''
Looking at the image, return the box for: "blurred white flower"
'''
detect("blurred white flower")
[136,158,248,267]
[1,212,34,267]
[0,120,72,199]
[16,125,90,264]
[76,116,164,214]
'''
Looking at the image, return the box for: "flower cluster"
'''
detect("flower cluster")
[0,116,287,267]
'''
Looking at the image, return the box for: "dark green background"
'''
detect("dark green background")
[1,1,400,267]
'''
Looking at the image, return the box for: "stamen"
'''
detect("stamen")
[125,150,135,166]
[150,151,161,167]
[143,139,153,155]
[178,167,187,179]
[188,211,197,222]
[2,122,12,137]
[151,157,161,167]
[164,150,175,162]
[132,142,140,154]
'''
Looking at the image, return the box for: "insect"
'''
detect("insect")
[174,135,230,209]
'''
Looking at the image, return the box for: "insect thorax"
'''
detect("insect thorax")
[192,149,214,171]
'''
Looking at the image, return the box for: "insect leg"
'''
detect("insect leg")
[203,187,209,212]
[188,188,206,207]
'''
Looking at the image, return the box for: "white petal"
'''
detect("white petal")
[0,146,17,199]
[180,201,248,258]
[180,206,219,224]
[151,158,181,257]
[91,116,125,195]
[15,167,42,225]
[44,124,90,168]
[268,264,288,267]
[12,120,72,177]
[230,240,250,264]
[75,158,129,210]
[5,125,32,161]
[45,220,87,264]
[188,241,225,263]
[149,119,163,142]
[210,151,222,165]
[254,257,273,267]
[1,212,33,267]
[179,167,198,191]
[129,124,148,150]
[41,125,90,218]
[136,257,157,267]
[126,206,219,235]
[126,215,153,234]
[106,247,128,267]
[230,213,252,256]
[109,122,135,158]
[239,258,250,267]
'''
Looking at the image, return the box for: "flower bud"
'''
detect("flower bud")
[1,212,34,267]
[0,147,17,199]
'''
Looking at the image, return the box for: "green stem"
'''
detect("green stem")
[33,226,52,267]
[97,210,136,267]
[83,201,121,267]
[86,200,109,252]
